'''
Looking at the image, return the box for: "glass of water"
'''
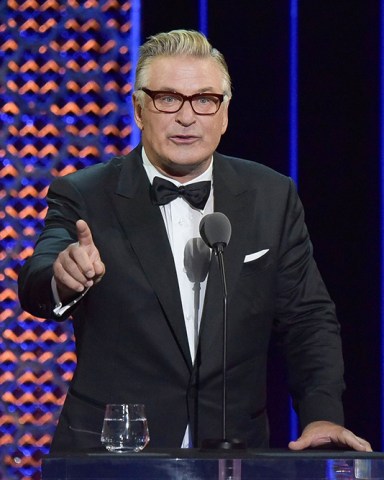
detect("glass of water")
[101,404,150,453]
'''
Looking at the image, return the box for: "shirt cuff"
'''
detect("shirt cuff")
[51,276,90,317]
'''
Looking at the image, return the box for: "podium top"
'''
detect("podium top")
[42,449,384,480]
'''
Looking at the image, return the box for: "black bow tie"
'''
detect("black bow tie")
[151,176,211,210]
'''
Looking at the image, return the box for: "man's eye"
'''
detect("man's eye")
[197,96,215,104]
[158,95,178,103]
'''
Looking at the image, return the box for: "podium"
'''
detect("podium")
[42,449,384,479]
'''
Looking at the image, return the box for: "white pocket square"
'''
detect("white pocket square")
[244,249,270,263]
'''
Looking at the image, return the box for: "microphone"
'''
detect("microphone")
[199,213,246,450]
[199,212,231,253]
[184,238,211,356]
[184,238,211,284]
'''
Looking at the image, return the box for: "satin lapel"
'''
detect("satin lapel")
[111,149,192,370]
[198,153,253,355]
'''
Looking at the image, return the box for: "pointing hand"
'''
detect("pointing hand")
[53,220,105,302]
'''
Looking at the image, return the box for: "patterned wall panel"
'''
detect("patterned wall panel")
[0,1,137,478]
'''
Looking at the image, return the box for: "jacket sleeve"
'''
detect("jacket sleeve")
[18,175,88,319]
[274,178,345,430]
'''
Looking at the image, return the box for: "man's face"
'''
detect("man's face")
[133,55,229,181]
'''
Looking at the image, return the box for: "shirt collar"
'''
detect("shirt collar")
[142,147,213,186]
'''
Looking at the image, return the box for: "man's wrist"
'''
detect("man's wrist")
[51,276,90,317]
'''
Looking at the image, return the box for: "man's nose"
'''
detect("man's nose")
[175,100,196,124]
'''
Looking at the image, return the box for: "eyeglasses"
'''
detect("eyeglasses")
[140,88,227,115]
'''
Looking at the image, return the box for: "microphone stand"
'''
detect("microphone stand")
[201,243,246,450]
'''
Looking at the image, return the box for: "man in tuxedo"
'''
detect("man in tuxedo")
[18,29,371,452]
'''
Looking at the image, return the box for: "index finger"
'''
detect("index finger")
[76,219,94,248]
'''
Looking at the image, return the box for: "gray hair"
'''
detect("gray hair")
[134,29,232,104]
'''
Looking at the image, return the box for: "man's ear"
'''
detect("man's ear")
[221,102,229,134]
[133,94,144,130]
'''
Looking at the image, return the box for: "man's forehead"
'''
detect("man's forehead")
[146,56,224,88]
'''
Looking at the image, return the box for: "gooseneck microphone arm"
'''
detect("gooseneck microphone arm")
[215,243,228,440]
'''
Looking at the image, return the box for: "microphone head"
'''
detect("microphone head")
[199,212,232,250]
[184,238,211,283]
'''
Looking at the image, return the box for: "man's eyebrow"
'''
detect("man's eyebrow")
[155,87,218,94]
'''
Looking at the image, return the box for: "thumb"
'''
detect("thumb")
[76,219,94,248]
[288,436,310,451]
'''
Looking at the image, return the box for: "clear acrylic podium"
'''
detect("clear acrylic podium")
[42,449,384,479]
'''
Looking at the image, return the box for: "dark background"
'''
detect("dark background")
[141,0,382,450]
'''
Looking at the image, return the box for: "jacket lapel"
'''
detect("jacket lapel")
[198,153,254,356]
[110,147,193,370]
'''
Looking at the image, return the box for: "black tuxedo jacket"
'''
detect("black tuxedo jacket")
[18,145,345,452]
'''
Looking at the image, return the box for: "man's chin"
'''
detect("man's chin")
[161,158,211,180]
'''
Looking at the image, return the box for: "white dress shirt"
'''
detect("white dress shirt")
[142,149,213,361]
